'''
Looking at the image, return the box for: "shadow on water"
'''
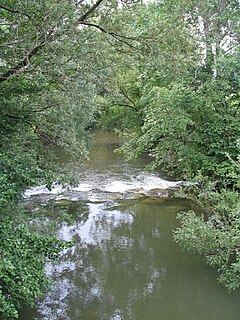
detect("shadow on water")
[20,130,240,320]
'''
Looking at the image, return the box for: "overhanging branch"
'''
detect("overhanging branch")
[0,5,32,20]
[110,103,138,111]
[119,86,137,107]
[0,40,47,83]
[80,21,143,50]
[2,113,35,129]
[78,0,105,21]
[0,0,105,83]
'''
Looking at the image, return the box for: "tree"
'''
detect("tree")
[174,188,240,291]
[0,0,142,317]
[0,221,68,319]
[95,0,240,289]
[114,0,240,181]
[0,0,107,156]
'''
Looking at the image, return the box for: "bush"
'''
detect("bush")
[0,220,68,319]
[174,189,240,291]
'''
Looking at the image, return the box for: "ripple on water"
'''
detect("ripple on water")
[22,172,182,204]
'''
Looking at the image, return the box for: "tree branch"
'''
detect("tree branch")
[0,40,48,83]
[76,0,87,5]
[78,0,105,21]
[110,103,138,111]
[0,5,32,20]
[2,113,35,129]
[0,0,105,83]
[80,21,137,40]
[119,86,137,107]
[80,21,143,50]
[208,246,240,256]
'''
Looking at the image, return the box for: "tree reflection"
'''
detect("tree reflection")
[23,198,240,320]
[34,199,169,320]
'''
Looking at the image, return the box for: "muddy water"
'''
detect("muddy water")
[20,131,240,320]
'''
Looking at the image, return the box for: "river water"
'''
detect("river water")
[20,131,240,320]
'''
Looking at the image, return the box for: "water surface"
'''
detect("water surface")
[20,131,240,320]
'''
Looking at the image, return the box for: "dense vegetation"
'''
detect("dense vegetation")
[0,0,239,318]
[96,0,240,291]
[0,0,112,318]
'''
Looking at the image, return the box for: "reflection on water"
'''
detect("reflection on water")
[20,131,240,320]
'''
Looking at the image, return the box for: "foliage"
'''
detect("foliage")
[174,155,240,290]
[0,220,69,319]
[101,0,240,182]
[174,189,240,291]
[120,76,240,183]
[0,2,239,317]
[0,0,134,318]
[0,133,54,205]
[94,0,240,291]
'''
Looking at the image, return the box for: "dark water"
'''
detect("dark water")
[20,131,240,320]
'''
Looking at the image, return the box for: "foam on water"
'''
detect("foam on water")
[23,173,181,200]
[104,174,181,193]
[23,184,66,198]
[72,184,93,192]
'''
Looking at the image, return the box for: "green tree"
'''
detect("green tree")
[115,0,240,181]
[95,0,240,290]
[0,0,139,317]
[0,221,68,319]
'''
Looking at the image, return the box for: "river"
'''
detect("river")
[20,130,240,320]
